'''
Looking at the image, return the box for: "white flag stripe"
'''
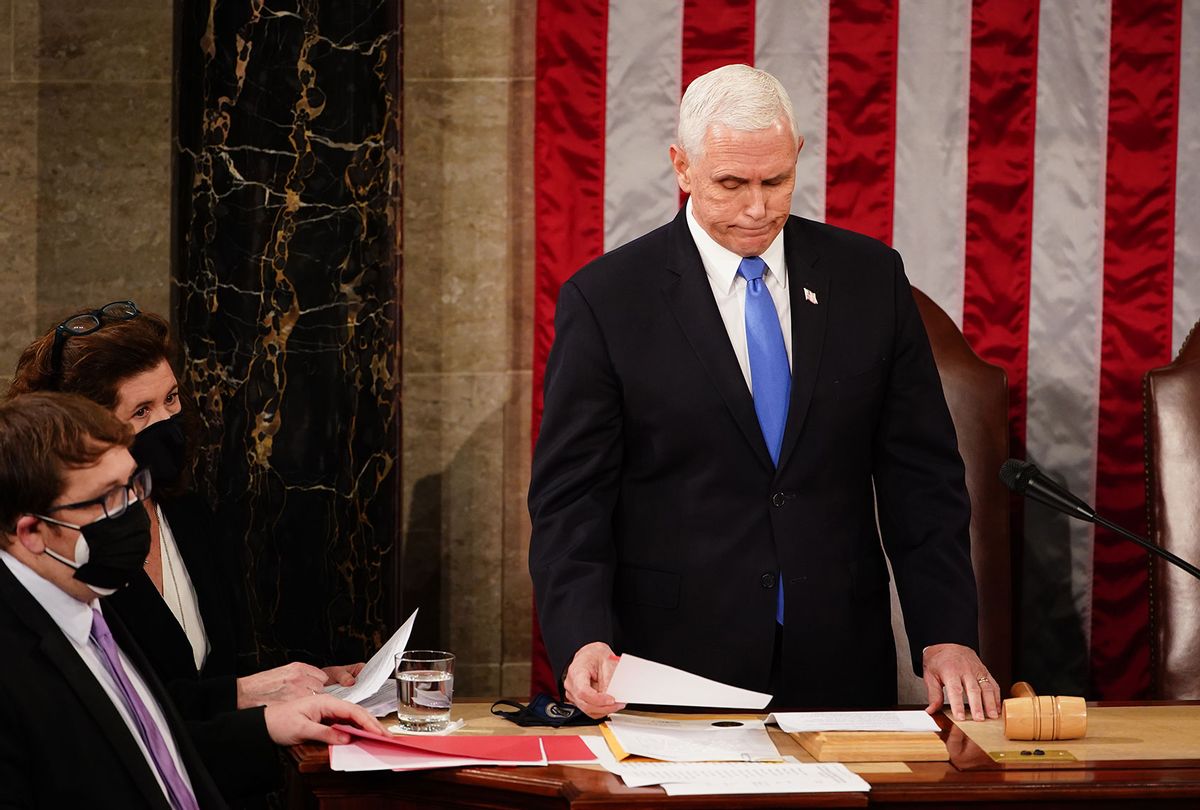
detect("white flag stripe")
[1024,0,1112,658]
[892,0,971,326]
[1174,0,1200,356]
[604,0,683,252]
[755,0,829,222]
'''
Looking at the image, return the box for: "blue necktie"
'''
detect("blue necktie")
[738,256,790,625]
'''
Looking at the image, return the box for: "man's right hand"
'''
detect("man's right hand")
[564,641,626,719]
[262,694,385,746]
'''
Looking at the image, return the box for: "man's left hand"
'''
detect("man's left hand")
[921,643,1000,722]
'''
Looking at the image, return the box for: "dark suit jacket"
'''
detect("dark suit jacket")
[104,492,245,721]
[0,559,255,808]
[528,210,979,708]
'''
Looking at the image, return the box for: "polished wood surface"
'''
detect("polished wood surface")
[287,702,1200,809]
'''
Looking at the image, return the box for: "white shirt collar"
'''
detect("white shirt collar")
[0,548,98,647]
[685,199,788,295]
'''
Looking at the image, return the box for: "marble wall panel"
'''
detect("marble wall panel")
[404,0,531,81]
[13,0,171,81]
[1,2,13,80]
[402,77,513,375]
[0,1,172,382]
[0,83,38,377]
[175,0,402,667]
[36,82,171,327]
[401,0,537,697]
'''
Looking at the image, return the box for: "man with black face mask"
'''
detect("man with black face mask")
[0,392,383,809]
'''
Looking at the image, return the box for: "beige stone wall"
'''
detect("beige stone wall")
[401,0,537,697]
[0,1,172,380]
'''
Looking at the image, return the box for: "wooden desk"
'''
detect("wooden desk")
[286,701,1200,809]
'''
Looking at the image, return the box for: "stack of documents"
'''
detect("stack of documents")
[767,711,941,733]
[586,656,870,794]
[329,724,596,772]
[583,730,870,795]
[324,609,419,716]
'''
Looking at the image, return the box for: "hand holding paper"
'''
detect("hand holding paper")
[606,654,772,710]
[564,641,626,719]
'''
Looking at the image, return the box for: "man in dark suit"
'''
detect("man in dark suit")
[0,392,381,808]
[529,64,1000,721]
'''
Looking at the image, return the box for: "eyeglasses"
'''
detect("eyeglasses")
[49,300,141,386]
[33,468,153,530]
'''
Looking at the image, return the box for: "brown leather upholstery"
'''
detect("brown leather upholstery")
[891,289,1011,699]
[1144,321,1200,699]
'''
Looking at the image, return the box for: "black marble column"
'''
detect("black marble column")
[172,0,401,667]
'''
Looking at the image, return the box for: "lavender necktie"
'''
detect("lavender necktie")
[90,609,200,810]
[738,256,790,625]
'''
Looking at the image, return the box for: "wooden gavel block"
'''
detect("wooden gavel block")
[1002,681,1087,740]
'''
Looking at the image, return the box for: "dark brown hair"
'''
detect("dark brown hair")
[7,308,173,408]
[0,392,132,533]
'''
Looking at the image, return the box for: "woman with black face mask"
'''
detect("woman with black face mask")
[6,303,365,729]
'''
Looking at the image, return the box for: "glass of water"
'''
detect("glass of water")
[395,650,455,731]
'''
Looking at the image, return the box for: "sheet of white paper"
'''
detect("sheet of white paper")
[325,608,418,706]
[606,654,771,709]
[357,683,398,718]
[583,735,623,773]
[618,760,867,792]
[605,713,780,762]
[659,762,870,795]
[768,710,939,733]
[617,756,799,787]
[329,738,547,772]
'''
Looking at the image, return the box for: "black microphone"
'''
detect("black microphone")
[1000,458,1200,581]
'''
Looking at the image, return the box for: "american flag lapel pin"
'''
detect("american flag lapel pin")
[804,287,818,305]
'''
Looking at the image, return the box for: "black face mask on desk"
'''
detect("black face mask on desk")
[491,695,602,728]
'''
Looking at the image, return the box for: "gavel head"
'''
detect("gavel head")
[1002,694,1087,740]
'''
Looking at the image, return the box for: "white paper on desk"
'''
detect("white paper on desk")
[329,738,548,772]
[617,757,798,787]
[325,608,418,708]
[660,762,870,795]
[606,654,772,709]
[768,710,939,733]
[605,713,781,762]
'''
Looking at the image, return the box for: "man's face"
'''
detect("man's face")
[16,445,137,602]
[671,120,802,257]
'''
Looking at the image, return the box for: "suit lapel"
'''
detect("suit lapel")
[660,209,775,472]
[0,565,173,810]
[777,218,830,473]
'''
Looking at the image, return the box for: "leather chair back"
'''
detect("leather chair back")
[1144,322,1200,699]
[891,288,1012,702]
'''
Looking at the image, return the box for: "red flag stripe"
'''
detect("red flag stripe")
[961,0,1039,459]
[531,0,610,697]
[824,0,898,244]
[681,0,756,91]
[1091,0,1182,700]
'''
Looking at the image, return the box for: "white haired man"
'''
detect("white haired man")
[529,64,999,721]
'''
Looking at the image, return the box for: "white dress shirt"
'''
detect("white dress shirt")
[156,506,209,671]
[0,548,196,803]
[686,199,793,391]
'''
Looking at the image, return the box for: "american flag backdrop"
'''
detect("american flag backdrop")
[530,0,1200,700]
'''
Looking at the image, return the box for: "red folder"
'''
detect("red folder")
[330,725,596,765]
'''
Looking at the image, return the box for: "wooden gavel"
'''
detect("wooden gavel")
[1001,681,1087,740]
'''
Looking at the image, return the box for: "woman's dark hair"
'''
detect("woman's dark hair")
[8,309,173,408]
[7,306,197,498]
